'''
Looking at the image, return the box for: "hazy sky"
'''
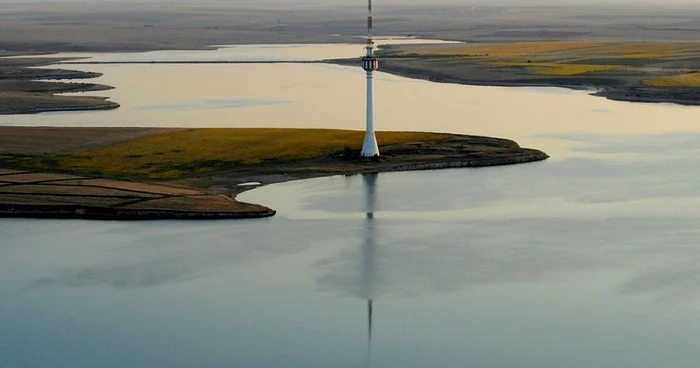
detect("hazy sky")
[2,0,700,4]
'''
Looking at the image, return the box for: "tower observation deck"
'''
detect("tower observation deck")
[361,0,380,157]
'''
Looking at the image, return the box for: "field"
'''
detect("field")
[392,42,700,77]
[0,127,177,154]
[2,128,451,180]
[644,72,700,87]
[0,169,276,219]
[370,41,700,104]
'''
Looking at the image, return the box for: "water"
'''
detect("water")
[21,37,461,63]
[3,43,700,368]
[4,45,700,159]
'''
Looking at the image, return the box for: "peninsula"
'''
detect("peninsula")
[330,41,700,106]
[0,127,548,220]
[0,55,119,115]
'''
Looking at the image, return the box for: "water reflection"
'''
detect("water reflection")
[362,173,378,367]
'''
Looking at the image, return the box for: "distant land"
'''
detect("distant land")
[3,1,700,112]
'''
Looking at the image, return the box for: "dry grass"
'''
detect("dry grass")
[0,127,176,154]
[585,43,700,57]
[399,42,603,58]
[492,61,622,76]
[644,72,700,87]
[400,42,700,59]
[11,128,450,180]
[398,42,700,77]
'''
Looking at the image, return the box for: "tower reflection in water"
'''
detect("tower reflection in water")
[362,173,378,366]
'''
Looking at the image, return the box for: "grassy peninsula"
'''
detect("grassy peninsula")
[0,127,548,220]
[355,41,700,106]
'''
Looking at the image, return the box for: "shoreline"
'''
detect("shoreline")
[5,43,700,116]
[0,204,276,221]
[327,59,700,107]
[0,151,548,221]
[0,56,120,115]
[2,103,120,115]
[0,129,548,220]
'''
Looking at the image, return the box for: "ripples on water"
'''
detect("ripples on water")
[3,42,700,368]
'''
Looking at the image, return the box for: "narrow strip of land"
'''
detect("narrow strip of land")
[0,56,120,115]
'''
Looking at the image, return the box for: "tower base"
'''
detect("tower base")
[361,132,379,157]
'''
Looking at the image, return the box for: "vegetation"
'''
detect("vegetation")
[397,42,604,58]
[398,42,700,59]
[491,61,621,76]
[644,72,700,87]
[5,128,450,180]
[396,42,700,77]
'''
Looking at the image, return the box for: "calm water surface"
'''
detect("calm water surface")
[3,43,700,368]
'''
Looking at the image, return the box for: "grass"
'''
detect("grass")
[397,42,700,77]
[492,61,622,76]
[10,128,451,180]
[398,42,603,58]
[644,72,700,87]
[399,42,700,59]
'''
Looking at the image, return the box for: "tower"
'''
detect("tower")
[361,0,380,157]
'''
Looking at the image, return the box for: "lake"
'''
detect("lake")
[3,42,700,368]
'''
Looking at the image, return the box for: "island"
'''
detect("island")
[0,127,548,220]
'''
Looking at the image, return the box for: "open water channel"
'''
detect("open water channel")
[3,40,700,367]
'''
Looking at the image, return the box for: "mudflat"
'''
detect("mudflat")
[0,127,179,154]
[0,56,120,114]
[0,169,275,220]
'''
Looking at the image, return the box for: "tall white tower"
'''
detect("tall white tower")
[361,0,380,157]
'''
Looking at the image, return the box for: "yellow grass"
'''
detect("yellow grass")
[644,72,700,87]
[586,43,700,57]
[19,128,450,180]
[491,61,621,76]
[399,42,602,57]
[400,42,700,59]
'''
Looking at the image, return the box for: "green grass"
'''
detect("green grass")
[11,128,451,180]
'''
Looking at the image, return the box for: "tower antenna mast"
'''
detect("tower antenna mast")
[361,0,380,157]
[368,0,373,47]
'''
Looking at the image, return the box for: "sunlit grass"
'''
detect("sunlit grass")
[399,42,700,59]
[586,43,700,57]
[491,61,622,76]
[13,128,451,180]
[398,42,602,58]
[644,72,700,87]
[396,42,700,79]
